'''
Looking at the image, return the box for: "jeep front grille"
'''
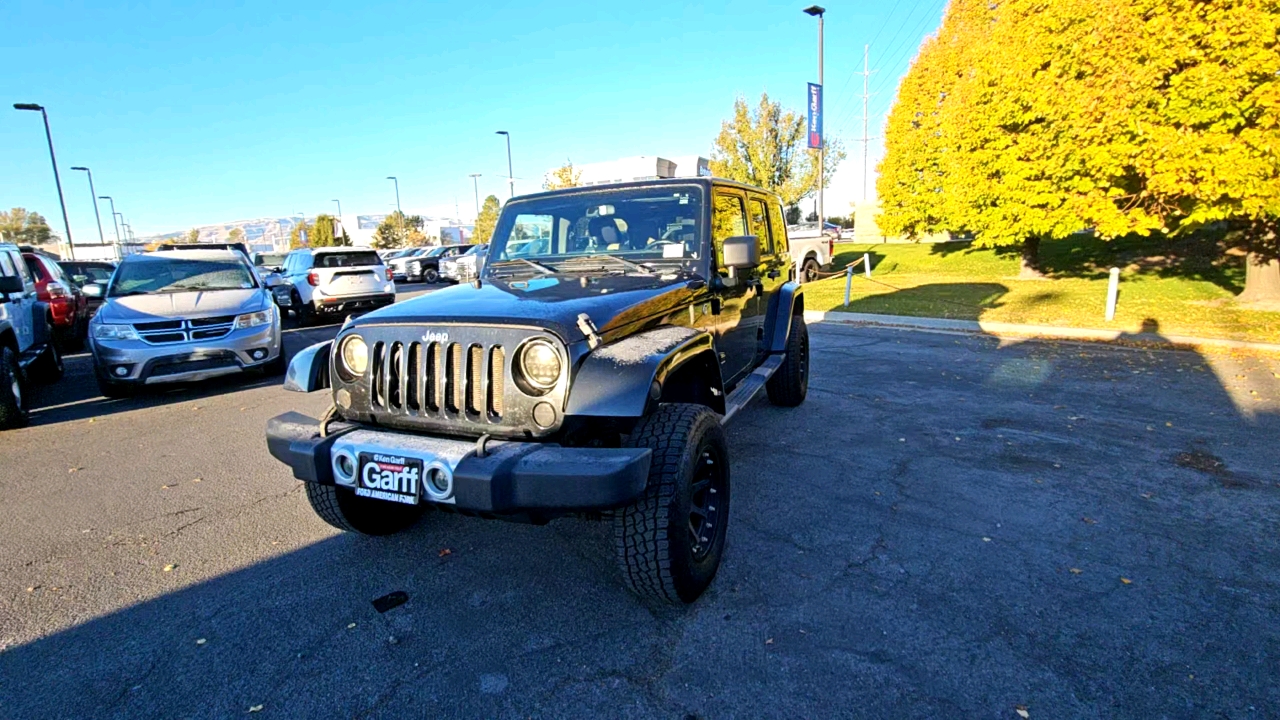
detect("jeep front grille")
[349,325,565,438]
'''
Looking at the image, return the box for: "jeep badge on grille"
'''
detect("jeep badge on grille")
[421,330,449,344]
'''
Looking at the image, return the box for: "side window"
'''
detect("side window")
[748,198,775,256]
[13,253,34,283]
[768,201,789,257]
[711,192,747,268]
[23,256,47,281]
[0,252,15,277]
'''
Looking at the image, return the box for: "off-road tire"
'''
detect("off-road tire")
[30,341,64,384]
[424,267,439,284]
[0,346,30,430]
[766,316,809,407]
[614,403,730,603]
[801,257,820,283]
[304,482,424,536]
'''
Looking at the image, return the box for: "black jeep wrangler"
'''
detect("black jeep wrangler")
[267,178,809,603]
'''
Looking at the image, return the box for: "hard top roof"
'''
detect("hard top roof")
[510,176,778,203]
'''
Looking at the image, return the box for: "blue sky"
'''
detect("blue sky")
[0,0,948,240]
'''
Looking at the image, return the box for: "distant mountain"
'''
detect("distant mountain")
[137,215,393,250]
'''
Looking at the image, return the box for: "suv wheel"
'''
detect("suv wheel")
[304,483,425,535]
[293,291,315,326]
[766,316,809,407]
[0,346,30,430]
[424,267,439,284]
[30,342,63,384]
[614,403,730,603]
[801,257,820,283]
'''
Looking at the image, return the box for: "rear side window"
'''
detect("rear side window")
[0,252,15,277]
[748,198,775,255]
[314,251,381,268]
[768,201,789,256]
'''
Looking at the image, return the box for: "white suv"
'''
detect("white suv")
[279,248,396,324]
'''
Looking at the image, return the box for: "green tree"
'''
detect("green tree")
[184,228,200,243]
[473,195,501,244]
[709,92,845,209]
[0,208,55,245]
[309,215,336,248]
[372,211,426,249]
[227,227,245,244]
[543,160,583,190]
[289,219,312,249]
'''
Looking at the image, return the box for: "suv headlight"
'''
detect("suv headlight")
[234,309,273,329]
[517,338,561,391]
[93,324,139,341]
[336,334,368,381]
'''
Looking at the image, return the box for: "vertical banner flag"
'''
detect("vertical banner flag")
[807,83,823,149]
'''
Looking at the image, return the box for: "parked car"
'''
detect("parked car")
[0,243,64,429]
[21,249,90,351]
[385,247,430,282]
[440,244,487,283]
[88,249,283,398]
[786,223,836,283]
[250,252,291,306]
[407,244,472,283]
[278,247,395,325]
[59,260,116,317]
[156,242,251,259]
[268,177,809,604]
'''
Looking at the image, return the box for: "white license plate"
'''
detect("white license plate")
[355,452,422,505]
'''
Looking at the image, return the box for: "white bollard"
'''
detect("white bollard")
[844,263,854,307]
[863,253,872,279]
[1105,267,1120,321]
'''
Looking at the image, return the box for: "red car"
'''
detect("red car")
[22,250,90,351]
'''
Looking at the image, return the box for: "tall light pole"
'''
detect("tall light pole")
[14,103,75,259]
[332,199,342,217]
[803,6,825,232]
[70,167,106,248]
[386,176,404,241]
[495,131,513,198]
[99,196,121,243]
[468,173,482,217]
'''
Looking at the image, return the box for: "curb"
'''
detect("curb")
[804,310,1280,355]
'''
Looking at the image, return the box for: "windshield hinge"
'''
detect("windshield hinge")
[577,313,601,349]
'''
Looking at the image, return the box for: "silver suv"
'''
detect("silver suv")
[278,248,395,324]
[89,249,283,398]
[0,242,64,428]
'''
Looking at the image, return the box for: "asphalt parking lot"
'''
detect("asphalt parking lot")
[1,299,1277,718]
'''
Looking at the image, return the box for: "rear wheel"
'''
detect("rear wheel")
[305,483,425,535]
[801,257,820,283]
[613,403,730,603]
[766,316,809,407]
[0,347,30,430]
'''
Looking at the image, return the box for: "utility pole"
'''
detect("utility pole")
[860,44,874,202]
[387,176,403,242]
[468,173,482,217]
[495,131,513,198]
[333,199,342,217]
[70,167,106,247]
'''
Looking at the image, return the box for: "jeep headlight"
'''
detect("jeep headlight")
[234,310,273,329]
[337,334,368,380]
[93,323,139,341]
[518,339,561,390]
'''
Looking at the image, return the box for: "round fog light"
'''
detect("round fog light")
[252,349,266,360]
[532,402,556,428]
[113,366,128,377]
[336,454,355,479]
[427,468,449,494]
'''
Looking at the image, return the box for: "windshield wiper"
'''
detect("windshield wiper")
[567,255,654,275]
[490,258,557,276]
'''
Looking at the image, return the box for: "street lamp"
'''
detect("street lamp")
[99,196,121,243]
[495,131,513,198]
[803,5,825,234]
[387,176,404,241]
[70,167,106,247]
[332,199,342,217]
[14,103,75,259]
[468,173,482,217]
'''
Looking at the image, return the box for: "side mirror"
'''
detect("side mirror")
[0,276,24,295]
[82,283,104,298]
[722,235,760,272]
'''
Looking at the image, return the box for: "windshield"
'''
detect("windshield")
[426,246,452,258]
[64,264,115,286]
[109,257,257,296]
[485,185,704,277]
[255,253,286,268]
[315,251,382,268]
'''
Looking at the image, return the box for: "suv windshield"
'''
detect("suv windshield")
[315,251,381,268]
[486,185,704,277]
[255,253,286,268]
[109,257,257,296]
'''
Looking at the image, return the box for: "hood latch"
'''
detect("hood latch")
[577,313,601,350]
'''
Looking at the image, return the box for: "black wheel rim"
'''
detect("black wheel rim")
[688,446,726,561]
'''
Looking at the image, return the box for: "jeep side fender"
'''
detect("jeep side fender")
[284,341,331,393]
[762,281,804,353]
[31,301,52,348]
[565,327,724,417]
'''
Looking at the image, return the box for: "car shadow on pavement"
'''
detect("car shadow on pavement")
[26,324,342,426]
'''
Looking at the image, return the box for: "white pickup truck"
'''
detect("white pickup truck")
[787,223,838,283]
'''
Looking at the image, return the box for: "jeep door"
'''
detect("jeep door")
[1,249,37,350]
[710,188,760,384]
[745,194,787,366]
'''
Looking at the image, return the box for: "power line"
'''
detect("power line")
[827,0,909,120]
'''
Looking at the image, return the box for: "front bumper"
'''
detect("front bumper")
[91,322,282,384]
[266,412,652,514]
[311,292,395,314]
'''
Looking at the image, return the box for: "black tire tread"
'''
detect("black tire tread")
[0,347,30,430]
[766,315,808,407]
[304,482,423,536]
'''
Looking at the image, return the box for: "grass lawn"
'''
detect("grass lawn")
[802,236,1280,344]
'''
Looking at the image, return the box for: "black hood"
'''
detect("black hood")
[354,272,708,342]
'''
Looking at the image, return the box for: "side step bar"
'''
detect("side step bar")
[721,354,784,423]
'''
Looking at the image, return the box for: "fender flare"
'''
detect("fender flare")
[284,340,332,393]
[762,281,804,353]
[565,327,724,417]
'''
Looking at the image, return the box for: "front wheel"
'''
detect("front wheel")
[0,347,31,430]
[613,404,730,603]
[766,315,809,407]
[305,483,425,535]
[424,267,439,284]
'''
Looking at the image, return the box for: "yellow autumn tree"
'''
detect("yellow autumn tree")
[543,161,583,190]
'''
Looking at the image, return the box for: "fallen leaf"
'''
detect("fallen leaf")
[163,564,177,572]
[87,418,95,423]
[68,467,82,473]
[192,478,202,483]
[161,485,173,490]
[765,638,774,645]
[248,705,263,713]
[1120,577,1132,585]
[1166,422,1173,427]
[438,548,452,557]
[1016,706,1030,719]
[1069,568,1083,574]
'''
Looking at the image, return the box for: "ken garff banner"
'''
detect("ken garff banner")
[807,83,823,149]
